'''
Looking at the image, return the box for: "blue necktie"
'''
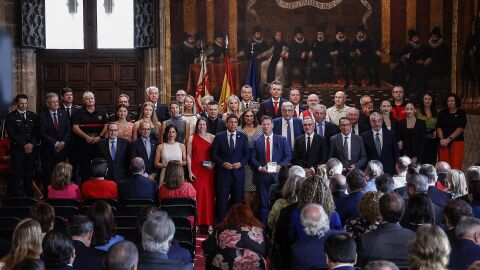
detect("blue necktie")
[318,122,324,136]
[287,121,292,149]
[229,133,235,152]
[111,140,116,160]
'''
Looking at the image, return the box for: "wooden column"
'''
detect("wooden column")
[164,0,171,102]
[206,0,214,43]
[451,0,458,94]
[229,0,237,55]
[381,0,391,63]
[430,0,444,31]
[183,0,196,35]
[406,0,417,39]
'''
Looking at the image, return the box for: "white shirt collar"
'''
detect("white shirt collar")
[229,131,237,136]
[283,118,292,124]
[17,109,26,114]
[305,133,314,139]
[271,97,280,103]
[342,132,352,139]
[264,133,273,140]
[373,129,382,135]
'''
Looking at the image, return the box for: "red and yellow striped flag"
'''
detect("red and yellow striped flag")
[218,50,234,113]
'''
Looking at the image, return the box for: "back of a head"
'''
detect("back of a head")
[219,203,263,228]
[13,259,45,270]
[366,160,384,178]
[407,173,429,194]
[326,158,343,177]
[87,201,115,246]
[91,158,108,178]
[142,211,175,253]
[106,241,138,270]
[407,163,421,176]
[324,233,356,264]
[130,157,145,174]
[7,219,43,268]
[330,174,347,192]
[466,166,480,184]
[298,176,335,215]
[300,203,330,237]
[435,161,451,174]
[469,180,480,202]
[42,230,74,267]
[359,191,383,224]
[410,224,450,270]
[456,216,480,239]
[67,215,93,237]
[404,193,435,225]
[379,192,405,223]
[363,260,399,270]
[375,174,395,193]
[396,156,411,172]
[443,200,473,228]
[30,203,55,233]
[419,164,437,183]
[346,169,366,192]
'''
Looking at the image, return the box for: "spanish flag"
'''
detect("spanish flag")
[218,48,234,113]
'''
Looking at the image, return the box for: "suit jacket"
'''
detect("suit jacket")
[449,239,480,270]
[59,104,81,120]
[250,134,292,184]
[211,131,250,182]
[118,174,158,202]
[206,117,226,135]
[317,121,340,150]
[336,191,364,224]
[138,250,192,270]
[292,133,328,169]
[72,240,106,270]
[291,231,344,270]
[361,222,416,267]
[329,133,367,169]
[130,137,159,175]
[427,185,451,208]
[38,110,70,158]
[257,98,287,119]
[97,138,130,182]
[5,110,39,148]
[361,128,399,175]
[272,117,303,147]
[358,112,372,133]
[332,190,348,208]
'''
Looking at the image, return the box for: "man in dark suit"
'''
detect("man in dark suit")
[329,117,367,171]
[97,122,130,182]
[142,86,170,122]
[292,117,327,175]
[420,164,451,208]
[68,215,106,270]
[329,173,347,208]
[361,112,399,175]
[38,93,71,194]
[288,88,304,117]
[312,104,340,149]
[361,192,416,267]
[358,95,373,134]
[346,107,361,135]
[324,233,357,270]
[138,211,193,270]
[257,80,287,119]
[211,114,250,222]
[59,87,81,183]
[273,101,303,150]
[118,157,157,202]
[250,116,292,223]
[336,169,366,223]
[106,241,138,270]
[450,216,480,270]
[59,87,81,119]
[205,101,226,135]
[5,94,39,197]
[130,121,158,180]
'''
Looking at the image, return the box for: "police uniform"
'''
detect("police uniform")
[5,109,39,197]
[71,106,108,182]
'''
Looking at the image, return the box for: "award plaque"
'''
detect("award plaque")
[266,162,278,173]
[202,161,213,168]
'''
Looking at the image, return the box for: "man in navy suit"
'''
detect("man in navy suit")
[257,80,287,119]
[211,114,250,222]
[292,117,328,175]
[361,112,399,175]
[312,104,340,149]
[142,86,170,122]
[97,122,130,182]
[324,233,357,270]
[336,169,366,223]
[130,121,158,180]
[329,117,367,171]
[450,217,480,270]
[118,157,157,202]
[273,102,303,150]
[68,215,106,270]
[420,164,451,208]
[38,93,71,194]
[250,115,292,223]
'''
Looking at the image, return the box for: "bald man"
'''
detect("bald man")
[326,91,351,125]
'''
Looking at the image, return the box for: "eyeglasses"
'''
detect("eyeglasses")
[303,123,313,126]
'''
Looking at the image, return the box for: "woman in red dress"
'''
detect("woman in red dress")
[187,117,215,233]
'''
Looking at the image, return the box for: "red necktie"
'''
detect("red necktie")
[274,102,279,115]
[266,137,271,163]
[293,106,298,117]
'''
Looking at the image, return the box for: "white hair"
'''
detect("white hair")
[145,86,159,95]
[366,160,384,178]
[82,91,94,100]
[289,165,306,178]
[142,211,175,253]
[326,158,343,176]
[300,203,330,237]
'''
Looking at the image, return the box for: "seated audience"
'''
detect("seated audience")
[81,158,118,199]
[324,233,357,270]
[30,203,55,236]
[326,158,343,178]
[139,211,193,270]
[375,174,395,193]
[47,162,81,200]
[459,165,480,203]
[41,230,75,270]
[87,201,124,251]
[159,160,196,200]
[435,161,451,190]
[0,219,43,270]
[392,156,411,189]
[401,193,436,232]
[67,215,105,270]
[420,163,452,207]
[361,192,416,267]
[203,204,267,270]
[445,169,468,199]
[364,160,383,192]
[410,224,450,270]
[345,191,383,245]
[363,260,399,270]
[329,174,347,207]
[118,157,157,202]
[105,241,138,270]
[12,259,45,270]
[336,169,366,224]
[443,200,473,245]
[450,217,480,270]
[403,173,443,224]
[291,204,344,270]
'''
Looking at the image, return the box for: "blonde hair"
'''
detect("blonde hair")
[2,219,43,270]
[139,102,160,131]
[184,95,197,114]
[410,224,450,270]
[226,95,241,115]
[445,169,468,198]
[50,162,73,190]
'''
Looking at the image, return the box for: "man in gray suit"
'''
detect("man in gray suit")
[329,117,367,172]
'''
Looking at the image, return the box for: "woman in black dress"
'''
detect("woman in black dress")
[397,102,427,163]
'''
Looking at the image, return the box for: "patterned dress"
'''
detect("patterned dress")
[237,126,263,192]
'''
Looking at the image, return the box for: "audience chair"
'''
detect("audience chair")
[1,197,36,207]
[115,216,138,228]
[0,216,20,241]
[47,199,81,208]
[0,206,31,219]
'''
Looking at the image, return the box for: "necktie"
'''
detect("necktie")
[343,136,349,160]
[375,132,382,156]
[287,121,292,149]
[144,139,151,159]
[318,122,324,136]
[306,136,311,153]
[21,112,26,120]
[229,133,235,152]
[246,103,249,109]
[111,140,116,160]
[66,107,71,117]
[273,102,279,115]
[293,107,298,117]
[266,137,271,163]
[53,112,59,130]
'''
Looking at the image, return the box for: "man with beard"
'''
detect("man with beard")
[172,32,197,82]
[260,31,288,86]
[309,26,333,83]
[351,25,381,88]
[207,33,225,62]
[393,29,430,94]
[426,27,450,79]
[237,26,268,61]
[286,26,309,87]
[331,26,353,89]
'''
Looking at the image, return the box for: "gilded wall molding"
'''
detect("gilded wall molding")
[381,0,390,63]
[406,0,416,40]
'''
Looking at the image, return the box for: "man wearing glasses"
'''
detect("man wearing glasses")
[358,95,374,133]
[292,117,327,175]
[329,117,367,172]
[130,121,159,180]
[273,102,303,150]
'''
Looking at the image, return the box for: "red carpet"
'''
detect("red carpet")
[195,233,207,270]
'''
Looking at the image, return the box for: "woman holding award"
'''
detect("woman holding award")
[187,117,215,233]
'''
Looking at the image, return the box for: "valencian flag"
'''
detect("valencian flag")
[245,45,260,101]
[218,36,234,113]
[194,52,211,112]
